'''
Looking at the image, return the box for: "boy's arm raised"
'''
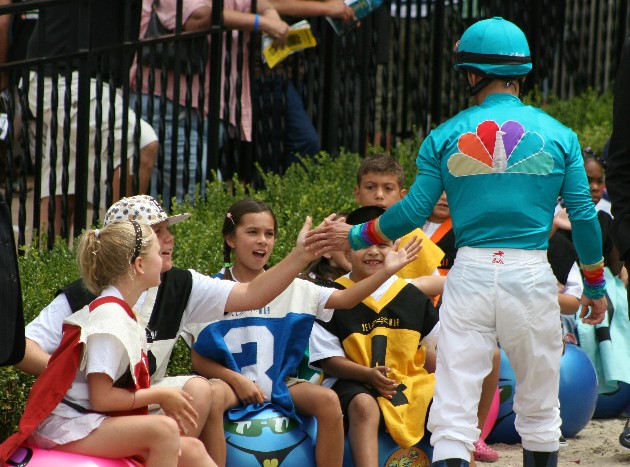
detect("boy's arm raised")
[325,237,421,310]
[409,275,446,298]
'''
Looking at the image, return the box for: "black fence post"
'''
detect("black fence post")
[207,0,224,187]
[430,0,445,127]
[73,0,91,239]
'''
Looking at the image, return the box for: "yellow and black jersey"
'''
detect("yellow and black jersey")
[317,276,439,448]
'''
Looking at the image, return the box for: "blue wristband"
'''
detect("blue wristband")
[348,224,371,251]
[253,14,260,32]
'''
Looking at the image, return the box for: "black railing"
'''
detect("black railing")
[1,0,629,248]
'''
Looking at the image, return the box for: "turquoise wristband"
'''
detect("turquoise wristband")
[348,224,370,251]
[583,283,606,300]
[253,14,260,32]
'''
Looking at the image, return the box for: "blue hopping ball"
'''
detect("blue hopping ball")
[342,427,432,466]
[486,348,520,444]
[224,407,317,467]
[593,382,630,419]
[558,343,598,437]
[488,345,599,442]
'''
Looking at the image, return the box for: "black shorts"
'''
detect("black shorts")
[332,378,432,432]
[331,379,383,423]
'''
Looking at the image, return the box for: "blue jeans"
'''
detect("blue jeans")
[131,93,207,204]
[256,77,319,174]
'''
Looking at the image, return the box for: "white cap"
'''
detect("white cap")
[104,195,191,227]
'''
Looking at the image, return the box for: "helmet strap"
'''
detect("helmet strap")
[467,76,493,96]
[466,74,526,99]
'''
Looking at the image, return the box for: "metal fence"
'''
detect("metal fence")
[1,0,629,248]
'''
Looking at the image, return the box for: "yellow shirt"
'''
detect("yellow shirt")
[396,228,445,278]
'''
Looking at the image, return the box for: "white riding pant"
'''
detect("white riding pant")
[428,247,563,461]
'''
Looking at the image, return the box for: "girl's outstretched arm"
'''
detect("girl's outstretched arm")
[224,217,316,312]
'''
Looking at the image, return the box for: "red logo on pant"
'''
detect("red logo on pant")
[492,251,505,264]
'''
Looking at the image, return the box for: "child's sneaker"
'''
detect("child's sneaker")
[473,439,499,462]
[559,435,568,449]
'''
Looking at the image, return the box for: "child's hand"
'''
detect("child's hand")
[231,373,267,405]
[157,387,199,434]
[366,366,397,399]
[295,216,317,262]
[384,236,422,275]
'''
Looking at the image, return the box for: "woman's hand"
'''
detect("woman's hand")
[260,14,290,48]
[325,0,355,22]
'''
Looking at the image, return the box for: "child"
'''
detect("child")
[422,191,456,275]
[309,205,439,466]
[189,198,421,467]
[0,221,215,466]
[354,154,445,278]
[554,149,623,276]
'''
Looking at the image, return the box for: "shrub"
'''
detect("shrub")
[524,87,613,156]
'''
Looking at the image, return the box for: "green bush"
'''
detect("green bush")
[524,87,613,156]
[0,88,614,441]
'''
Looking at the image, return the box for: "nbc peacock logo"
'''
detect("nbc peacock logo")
[447,120,554,177]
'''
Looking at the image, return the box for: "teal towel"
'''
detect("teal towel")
[577,267,630,394]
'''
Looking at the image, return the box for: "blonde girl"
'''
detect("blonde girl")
[0,221,215,467]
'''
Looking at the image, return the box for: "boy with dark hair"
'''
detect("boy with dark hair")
[355,154,444,278]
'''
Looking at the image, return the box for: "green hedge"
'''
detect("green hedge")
[0,89,613,441]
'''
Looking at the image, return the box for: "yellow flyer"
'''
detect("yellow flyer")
[262,21,317,69]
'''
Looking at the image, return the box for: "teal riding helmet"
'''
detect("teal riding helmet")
[454,17,532,78]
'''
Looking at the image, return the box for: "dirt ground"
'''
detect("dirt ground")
[488,417,630,466]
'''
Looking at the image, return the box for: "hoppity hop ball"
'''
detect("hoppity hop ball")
[558,343,598,437]
[224,407,317,467]
[342,427,432,467]
[488,344,598,443]
[593,382,630,419]
[3,445,137,467]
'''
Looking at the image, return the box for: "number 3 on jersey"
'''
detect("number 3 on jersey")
[224,326,274,396]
